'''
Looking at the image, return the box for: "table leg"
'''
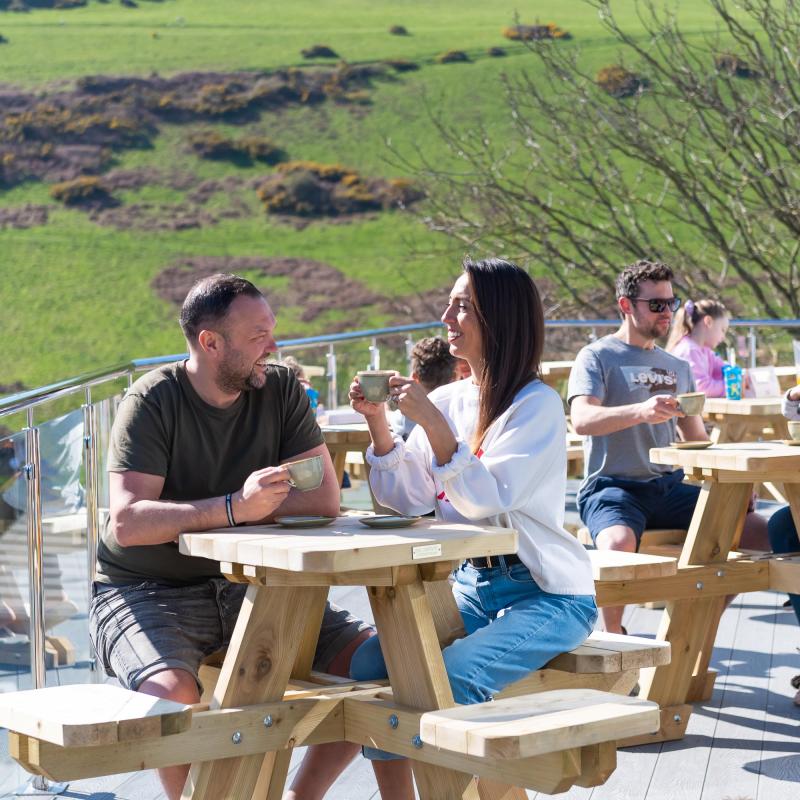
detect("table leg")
[639,481,751,726]
[250,596,328,799]
[368,579,479,800]
[785,482,800,532]
[183,584,328,800]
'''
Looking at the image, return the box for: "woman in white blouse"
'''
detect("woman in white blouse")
[348,258,597,780]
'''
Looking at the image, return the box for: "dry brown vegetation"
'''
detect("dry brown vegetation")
[0,204,48,229]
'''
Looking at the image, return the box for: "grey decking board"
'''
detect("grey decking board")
[700,591,775,800]
[643,606,735,800]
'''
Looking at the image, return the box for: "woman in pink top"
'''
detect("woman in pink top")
[666,298,729,397]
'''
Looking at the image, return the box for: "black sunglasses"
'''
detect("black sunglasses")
[630,296,682,313]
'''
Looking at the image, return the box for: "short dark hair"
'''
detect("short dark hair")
[615,259,674,300]
[179,273,263,341]
[411,337,456,391]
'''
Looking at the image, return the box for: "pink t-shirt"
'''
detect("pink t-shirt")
[670,336,726,397]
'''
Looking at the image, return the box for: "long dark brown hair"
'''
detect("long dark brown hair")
[463,257,544,451]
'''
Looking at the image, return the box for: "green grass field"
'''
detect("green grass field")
[0,1,737,390]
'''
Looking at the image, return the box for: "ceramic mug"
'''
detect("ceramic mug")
[285,454,324,491]
[357,370,395,403]
[676,392,706,416]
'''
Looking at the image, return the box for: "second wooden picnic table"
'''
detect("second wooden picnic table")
[603,441,800,743]
[703,396,789,443]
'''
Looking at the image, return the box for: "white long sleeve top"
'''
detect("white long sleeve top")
[366,378,595,596]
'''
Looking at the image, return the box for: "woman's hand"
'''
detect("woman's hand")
[348,377,386,419]
[388,375,436,425]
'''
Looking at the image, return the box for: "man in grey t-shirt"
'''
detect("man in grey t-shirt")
[568,260,767,635]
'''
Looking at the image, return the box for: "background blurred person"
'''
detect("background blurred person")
[389,336,456,440]
[666,298,730,397]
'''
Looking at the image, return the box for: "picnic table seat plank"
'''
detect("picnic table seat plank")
[0,684,192,747]
[544,631,670,673]
[587,549,677,581]
[419,689,660,760]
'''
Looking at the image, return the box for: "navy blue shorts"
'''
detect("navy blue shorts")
[578,470,699,547]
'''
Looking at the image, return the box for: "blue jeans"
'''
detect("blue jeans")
[349,559,598,760]
[768,506,800,625]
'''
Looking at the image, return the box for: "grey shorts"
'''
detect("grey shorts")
[90,578,372,692]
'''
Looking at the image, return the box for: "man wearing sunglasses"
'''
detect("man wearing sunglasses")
[567,260,768,635]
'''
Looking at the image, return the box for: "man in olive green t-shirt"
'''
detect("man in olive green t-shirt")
[90,274,384,800]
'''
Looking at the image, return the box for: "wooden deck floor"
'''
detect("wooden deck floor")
[1,485,798,799]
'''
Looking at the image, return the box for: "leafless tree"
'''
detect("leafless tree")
[401,0,800,318]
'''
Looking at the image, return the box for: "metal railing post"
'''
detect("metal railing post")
[326,345,337,409]
[83,389,100,677]
[405,336,414,376]
[24,412,45,690]
[749,326,757,369]
[17,413,69,795]
[369,337,380,370]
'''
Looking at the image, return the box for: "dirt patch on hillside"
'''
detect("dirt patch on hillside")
[0,204,48,229]
[152,256,449,335]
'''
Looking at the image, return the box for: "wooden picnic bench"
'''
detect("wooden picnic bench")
[1,518,665,799]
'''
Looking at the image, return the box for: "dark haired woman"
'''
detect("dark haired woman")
[348,258,597,786]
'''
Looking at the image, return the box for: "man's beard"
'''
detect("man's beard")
[216,357,266,394]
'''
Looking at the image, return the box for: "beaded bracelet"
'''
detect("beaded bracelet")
[225,492,236,527]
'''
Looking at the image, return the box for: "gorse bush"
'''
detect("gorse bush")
[301,45,339,59]
[255,162,422,218]
[389,25,409,36]
[384,59,419,72]
[502,23,571,41]
[49,176,113,206]
[436,50,470,64]
[595,65,648,98]
[714,53,759,79]
[187,130,285,164]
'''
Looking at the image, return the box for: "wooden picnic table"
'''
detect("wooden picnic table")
[540,360,574,388]
[773,365,798,392]
[179,517,518,799]
[609,441,800,743]
[321,422,370,487]
[703,396,790,444]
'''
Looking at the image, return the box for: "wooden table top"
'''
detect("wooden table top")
[540,360,574,378]
[320,422,370,444]
[650,441,800,474]
[702,397,784,416]
[180,516,517,573]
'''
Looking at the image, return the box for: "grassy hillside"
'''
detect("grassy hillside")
[0,1,734,390]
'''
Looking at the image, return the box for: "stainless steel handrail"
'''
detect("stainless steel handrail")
[5,317,797,418]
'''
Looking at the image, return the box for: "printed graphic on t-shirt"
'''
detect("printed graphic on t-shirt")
[619,366,677,395]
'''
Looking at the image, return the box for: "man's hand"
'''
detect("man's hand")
[637,394,684,424]
[233,466,291,524]
[788,386,800,402]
